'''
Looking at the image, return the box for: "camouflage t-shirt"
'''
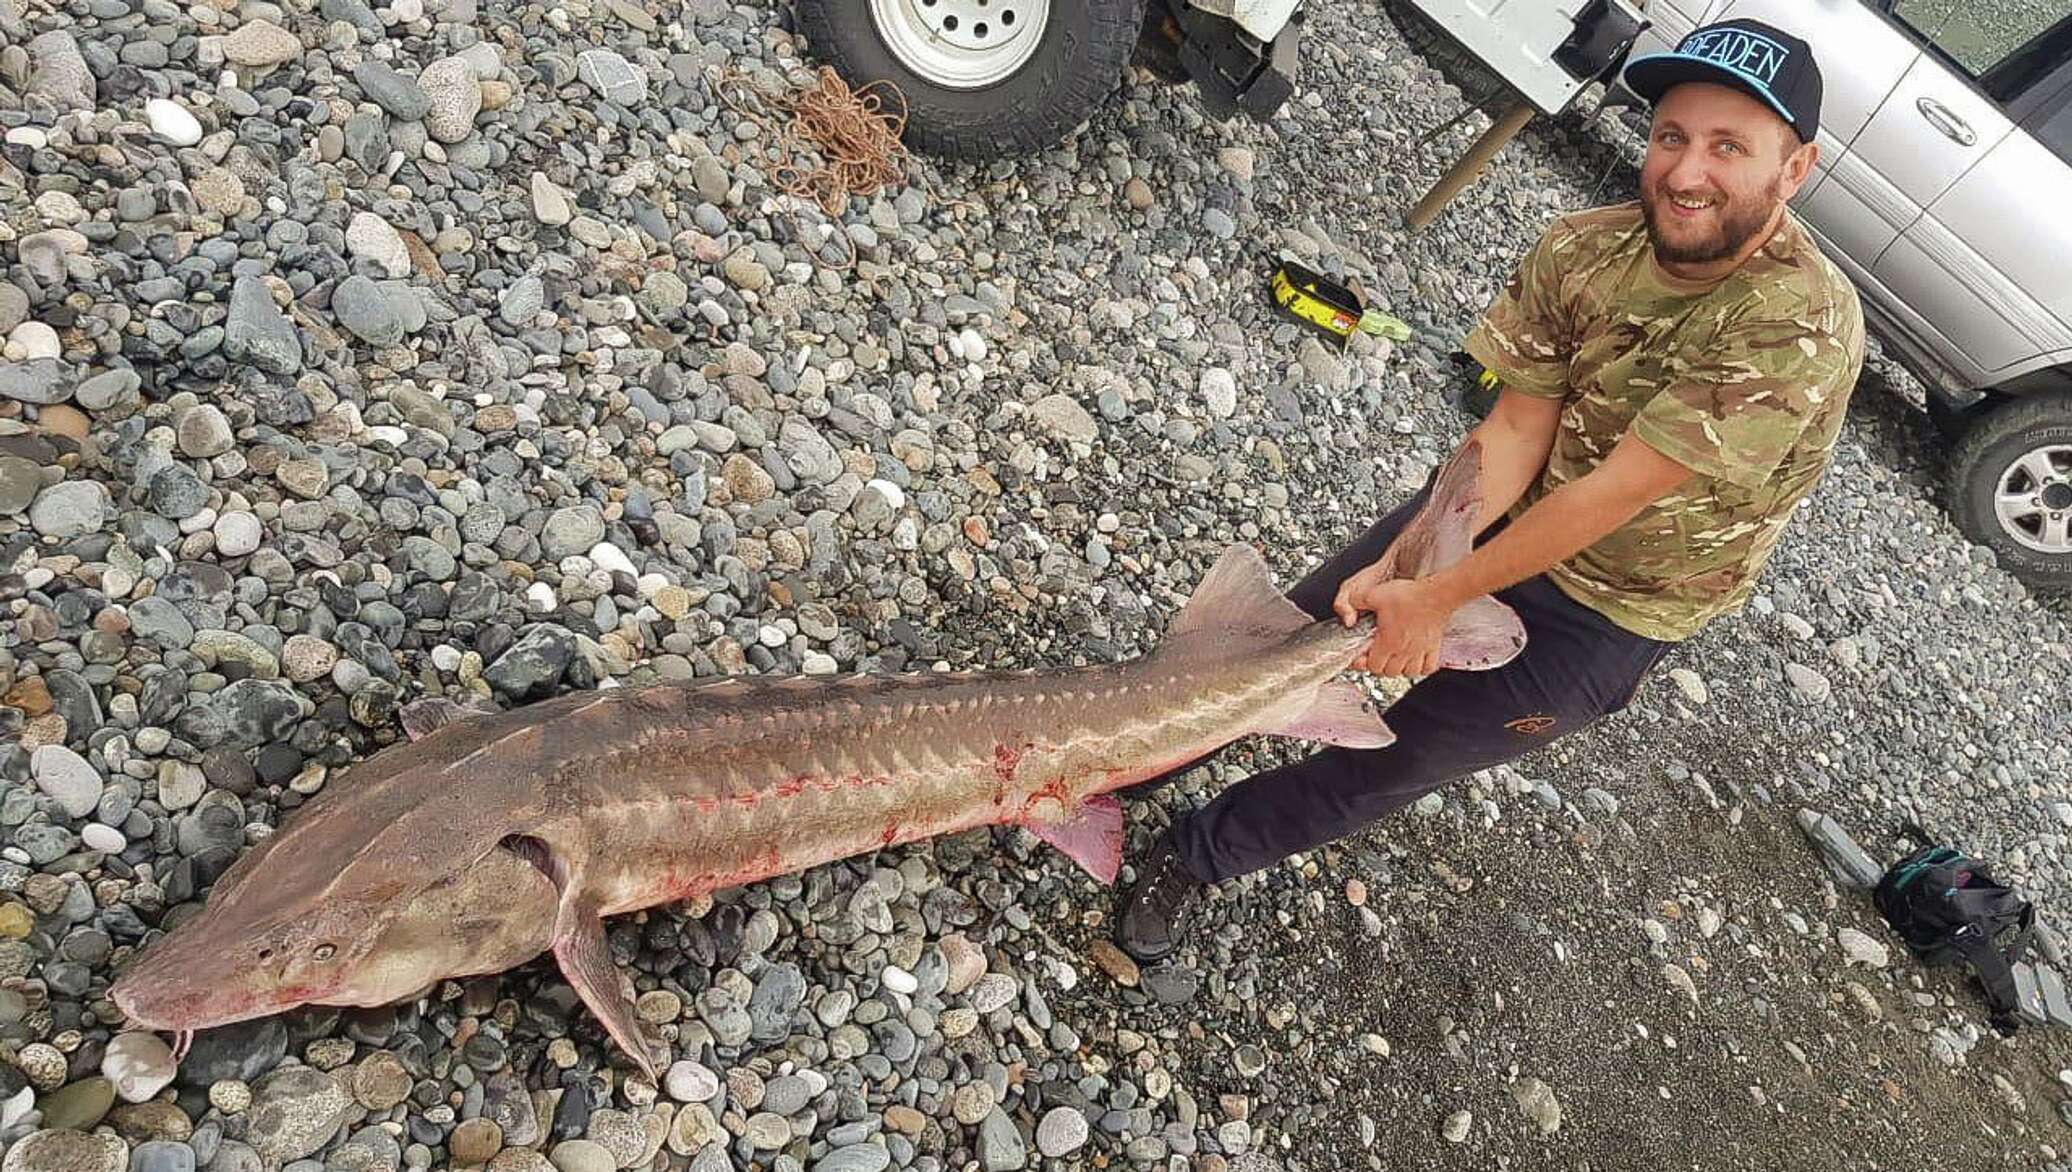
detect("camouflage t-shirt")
[1461,201,1865,642]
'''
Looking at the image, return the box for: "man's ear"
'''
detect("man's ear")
[1780,137,1820,199]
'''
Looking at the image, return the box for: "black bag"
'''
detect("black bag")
[1872,821,2037,1035]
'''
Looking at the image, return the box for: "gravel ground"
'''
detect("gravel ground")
[6,1,2072,1171]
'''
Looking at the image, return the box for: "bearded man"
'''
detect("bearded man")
[1115,18,1867,963]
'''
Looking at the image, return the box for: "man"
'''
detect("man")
[1114,18,1866,962]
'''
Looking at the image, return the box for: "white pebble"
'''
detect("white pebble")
[526,581,558,612]
[430,645,463,672]
[864,478,905,511]
[146,98,205,146]
[4,127,48,149]
[801,652,837,676]
[31,744,105,819]
[213,511,262,557]
[103,1031,177,1103]
[587,541,637,578]
[1838,927,1890,969]
[881,966,918,995]
[664,1060,719,1103]
[81,824,126,853]
[7,322,60,361]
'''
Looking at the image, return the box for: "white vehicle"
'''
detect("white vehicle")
[790,0,1648,159]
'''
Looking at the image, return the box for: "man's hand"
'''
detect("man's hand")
[1333,570,1458,678]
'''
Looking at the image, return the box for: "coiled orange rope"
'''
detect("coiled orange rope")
[722,65,912,218]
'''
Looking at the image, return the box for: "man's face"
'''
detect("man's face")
[1640,83,1818,267]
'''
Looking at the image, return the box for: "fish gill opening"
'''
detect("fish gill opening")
[498,834,564,889]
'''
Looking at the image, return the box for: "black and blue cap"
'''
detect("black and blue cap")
[1622,18,1823,145]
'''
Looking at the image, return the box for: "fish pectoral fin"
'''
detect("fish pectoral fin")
[1437,594,1527,672]
[398,696,493,741]
[551,898,666,1083]
[1025,795,1126,886]
[1266,680,1395,749]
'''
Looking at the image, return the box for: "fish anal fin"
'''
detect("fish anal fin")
[1163,544,1312,658]
[552,898,666,1083]
[1025,795,1126,885]
[1437,594,1527,672]
[1265,681,1395,749]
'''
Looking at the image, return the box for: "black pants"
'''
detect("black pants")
[1168,482,1676,883]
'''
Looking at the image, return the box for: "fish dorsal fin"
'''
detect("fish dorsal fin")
[1163,544,1313,657]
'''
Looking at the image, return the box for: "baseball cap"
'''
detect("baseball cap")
[1622,18,1823,144]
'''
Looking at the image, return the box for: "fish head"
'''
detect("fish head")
[111,825,558,1033]
[109,896,385,1031]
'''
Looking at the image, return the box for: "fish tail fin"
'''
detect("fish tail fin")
[1387,437,1529,672]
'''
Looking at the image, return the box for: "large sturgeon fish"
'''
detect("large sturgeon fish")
[109,441,1524,1079]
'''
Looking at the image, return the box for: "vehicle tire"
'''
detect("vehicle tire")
[793,0,1147,162]
[1946,390,2072,590]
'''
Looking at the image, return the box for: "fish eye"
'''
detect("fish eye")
[312,943,336,961]
[257,947,273,960]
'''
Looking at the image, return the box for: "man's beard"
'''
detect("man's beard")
[1643,177,1782,265]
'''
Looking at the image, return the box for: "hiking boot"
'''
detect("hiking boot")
[1115,830,1204,963]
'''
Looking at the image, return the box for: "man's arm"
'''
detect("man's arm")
[1464,387,1563,534]
[1336,430,1694,677]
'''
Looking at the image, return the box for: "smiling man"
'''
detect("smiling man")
[1114,18,1867,963]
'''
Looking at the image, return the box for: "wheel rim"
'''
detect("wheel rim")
[1991,442,2072,554]
[867,0,1050,90]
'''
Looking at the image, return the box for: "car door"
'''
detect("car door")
[1861,5,2072,388]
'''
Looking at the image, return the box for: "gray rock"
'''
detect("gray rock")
[0,456,43,515]
[483,625,577,701]
[1035,1108,1089,1158]
[332,277,409,347]
[576,49,647,104]
[1795,808,1882,888]
[748,963,806,1042]
[977,1108,1025,1171]
[352,61,430,120]
[2015,962,2051,1025]
[499,276,545,325]
[812,1145,890,1172]
[542,506,605,559]
[74,369,140,413]
[246,1068,349,1165]
[181,680,315,748]
[29,480,111,538]
[27,30,96,110]
[148,466,210,521]
[2039,964,2072,1028]
[0,360,73,405]
[130,1141,197,1172]
[129,597,197,648]
[223,276,301,375]
[177,406,235,459]
[0,284,28,333]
